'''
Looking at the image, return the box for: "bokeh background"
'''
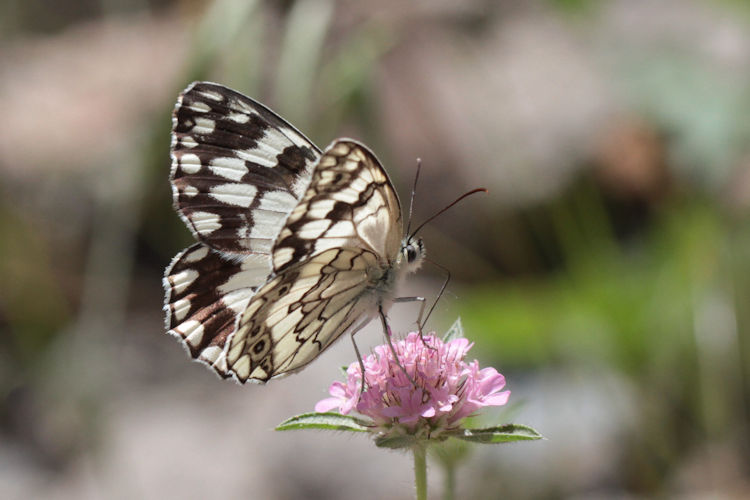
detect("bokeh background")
[2,0,750,498]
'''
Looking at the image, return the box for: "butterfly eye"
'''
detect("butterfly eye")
[406,246,418,262]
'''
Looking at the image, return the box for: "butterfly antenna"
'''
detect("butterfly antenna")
[409,188,488,239]
[421,257,451,329]
[405,158,422,236]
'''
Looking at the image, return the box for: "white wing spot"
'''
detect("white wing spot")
[330,142,350,155]
[191,211,222,235]
[318,155,337,168]
[183,185,199,197]
[237,147,279,168]
[228,112,250,124]
[189,101,211,113]
[184,245,209,263]
[231,97,258,114]
[172,298,191,322]
[299,219,332,239]
[209,157,248,181]
[181,136,198,148]
[250,365,270,380]
[274,247,295,268]
[200,346,223,364]
[180,153,201,174]
[180,320,205,347]
[307,199,336,219]
[199,89,223,101]
[258,190,298,213]
[350,176,369,191]
[262,127,294,155]
[209,183,257,207]
[332,189,359,204]
[171,269,199,295]
[193,117,216,134]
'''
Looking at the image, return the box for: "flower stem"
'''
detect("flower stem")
[442,462,455,500]
[413,445,427,500]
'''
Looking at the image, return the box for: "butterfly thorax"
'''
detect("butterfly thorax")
[364,237,424,306]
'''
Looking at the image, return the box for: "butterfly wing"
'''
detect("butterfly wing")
[165,82,320,377]
[226,248,382,381]
[163,243,269,377]
[225,139,404,382]
[273,139,403,270]
[170,81,320,256]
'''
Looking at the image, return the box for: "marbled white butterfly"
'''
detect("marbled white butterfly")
[163,82,435,383]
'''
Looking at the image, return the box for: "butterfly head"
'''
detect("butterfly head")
[400,237,425,273]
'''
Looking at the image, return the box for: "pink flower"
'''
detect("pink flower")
[315,332,510,437]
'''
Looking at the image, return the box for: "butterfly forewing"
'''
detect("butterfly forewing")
[273,140,403,271]
[171,82,320,256]
[224,140,403,382]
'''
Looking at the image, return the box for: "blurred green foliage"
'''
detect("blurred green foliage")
[0,200,70,366]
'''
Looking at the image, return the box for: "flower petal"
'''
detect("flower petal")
[314,397,342,413]
[311,328,511,436]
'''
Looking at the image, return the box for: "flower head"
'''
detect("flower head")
[315,332,510,439]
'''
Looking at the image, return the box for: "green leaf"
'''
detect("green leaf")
[445,424,544,444]
[275,412,372,432]
[443,316,465,342]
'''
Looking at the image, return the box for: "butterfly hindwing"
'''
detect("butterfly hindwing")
[226,248,382,382]
[163,243,271,377]
[171,81,320,256]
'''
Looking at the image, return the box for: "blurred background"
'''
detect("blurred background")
[2,0,749,498]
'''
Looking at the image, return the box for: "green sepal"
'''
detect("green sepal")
[373,432,441,449]
[445,424,544,443]
[443,317,465,342]
[275,412,372,432]
[374,434,417,449]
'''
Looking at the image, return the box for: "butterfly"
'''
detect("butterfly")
[163,81,430,383]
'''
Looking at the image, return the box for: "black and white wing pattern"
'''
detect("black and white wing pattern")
[170,82,320,255]
[164,82,425,383]
[225,140,404,382]
[164,82,320,377]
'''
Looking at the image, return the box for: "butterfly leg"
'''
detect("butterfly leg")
[379,305,418,388]
[411,258,452,349]
[392,296,432,347]
[349,316,374,397]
